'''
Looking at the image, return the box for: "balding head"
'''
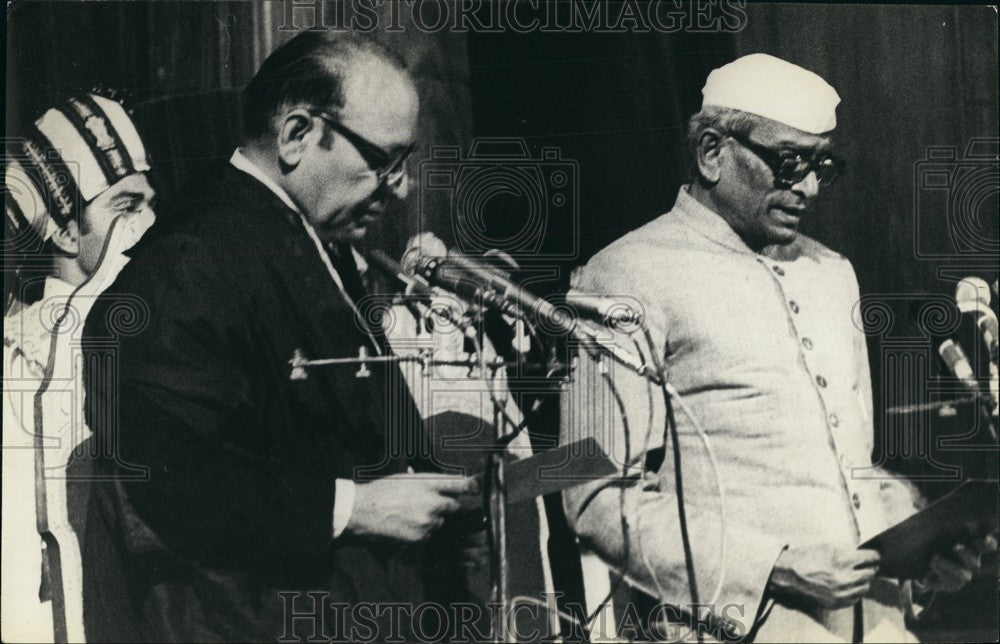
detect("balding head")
[241,32,414,143]
[239,32,419,245]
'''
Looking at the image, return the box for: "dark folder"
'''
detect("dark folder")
[504,437,620,504]
[461,437,620,510]
[860,479,999,579]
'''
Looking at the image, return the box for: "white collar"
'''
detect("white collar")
[228,149,378,352]
[229,148,301,214]
[43,276,75,300]
[228,149,368,275]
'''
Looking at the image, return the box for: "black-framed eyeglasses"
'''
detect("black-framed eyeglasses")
[728,132,845,188]
[309,110,416,187]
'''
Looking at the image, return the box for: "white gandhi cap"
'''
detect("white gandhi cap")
[701,53,841,134]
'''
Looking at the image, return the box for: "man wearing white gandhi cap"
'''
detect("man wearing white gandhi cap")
[562,54,995,641]
[3,93,156,643]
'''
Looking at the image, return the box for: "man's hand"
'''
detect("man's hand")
[767,545,881,609]
[915,528,998,594]
[344,473,479,542]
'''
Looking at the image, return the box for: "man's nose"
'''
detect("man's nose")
[379,173,410,201]
[791,171,820,199]
[394,173,410,200]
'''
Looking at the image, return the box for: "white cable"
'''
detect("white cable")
[630,327,727,614]
[663,381,727,607]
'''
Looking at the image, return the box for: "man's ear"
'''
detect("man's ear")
[276,109,316,169]
[49,220,79,256]
[696,128,726,185]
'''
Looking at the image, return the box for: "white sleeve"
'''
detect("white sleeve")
[332,479,356,538]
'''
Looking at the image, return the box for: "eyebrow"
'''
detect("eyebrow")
[773,137,834,154]
[109,192,150,207]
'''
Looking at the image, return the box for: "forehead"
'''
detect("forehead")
[751,117,833,152]
[337,57,419,147]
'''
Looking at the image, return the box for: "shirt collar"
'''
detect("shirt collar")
[43,276,75,300]
[228,149,367,275]
[229,148,301,215]
[672,185,756,255]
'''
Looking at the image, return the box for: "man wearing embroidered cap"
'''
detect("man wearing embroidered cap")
[563,53,994,641]
[3,93,156,643]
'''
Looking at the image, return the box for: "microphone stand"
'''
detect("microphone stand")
[481,339,511,644]
[289,344,524,642]
[289,295,664,643]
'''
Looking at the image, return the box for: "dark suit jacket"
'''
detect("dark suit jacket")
[80,164,431,642]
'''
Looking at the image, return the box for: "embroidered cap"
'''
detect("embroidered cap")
[701,53,841,134]
[4,93,150,243]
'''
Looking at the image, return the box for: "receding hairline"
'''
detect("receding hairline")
[240,33,412,141]
[687,106,834,149]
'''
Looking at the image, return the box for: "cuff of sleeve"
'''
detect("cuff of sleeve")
[736,540,788,629]
[332,478,356,538]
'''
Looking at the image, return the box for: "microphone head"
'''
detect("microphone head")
[401,232,447,275]
[939,339,975,380]
[956,277,992,306]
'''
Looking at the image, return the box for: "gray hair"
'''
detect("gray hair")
[685,106,767,155]
[686,106,771,179]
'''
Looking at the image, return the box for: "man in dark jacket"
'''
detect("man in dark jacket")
[81,32,477,642]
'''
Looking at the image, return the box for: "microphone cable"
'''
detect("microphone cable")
[635,321,729,641]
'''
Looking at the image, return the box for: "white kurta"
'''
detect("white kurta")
[2,212,151,643]
[562,187,921,642]
[3,277,88,643]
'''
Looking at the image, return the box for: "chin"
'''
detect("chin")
[767,228,799,246]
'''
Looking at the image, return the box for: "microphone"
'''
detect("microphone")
[407,243,576,335]
[366,249,436,302]
[565,288,644,326]
[939,339,978,391]
[402,235,662,383]
[939,338,998,436]
[365,248,472,333]
[955,277,999,364]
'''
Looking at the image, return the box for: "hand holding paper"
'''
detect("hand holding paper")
[915,528,998,593]
[860,480,999,581]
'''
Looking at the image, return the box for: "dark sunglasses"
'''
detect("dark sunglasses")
[728,132,845,188]
[309,110,415,186]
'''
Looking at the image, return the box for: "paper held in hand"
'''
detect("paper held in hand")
[860,479,999,579]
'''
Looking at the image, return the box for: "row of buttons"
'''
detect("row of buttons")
[775,261,859,510]
[773,262,866,514]
[772,266,835,400]
[776,266,830,390]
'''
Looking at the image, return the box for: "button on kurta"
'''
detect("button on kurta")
[816,375,827,388]
[852,493,861,509]
[773,265,785,276]
[829,413,839,427]
[789,300,799,313]
[802,337,814,350]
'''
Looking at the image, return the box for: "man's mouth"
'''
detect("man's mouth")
[356,209,382,224]
[774,204,806,215]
